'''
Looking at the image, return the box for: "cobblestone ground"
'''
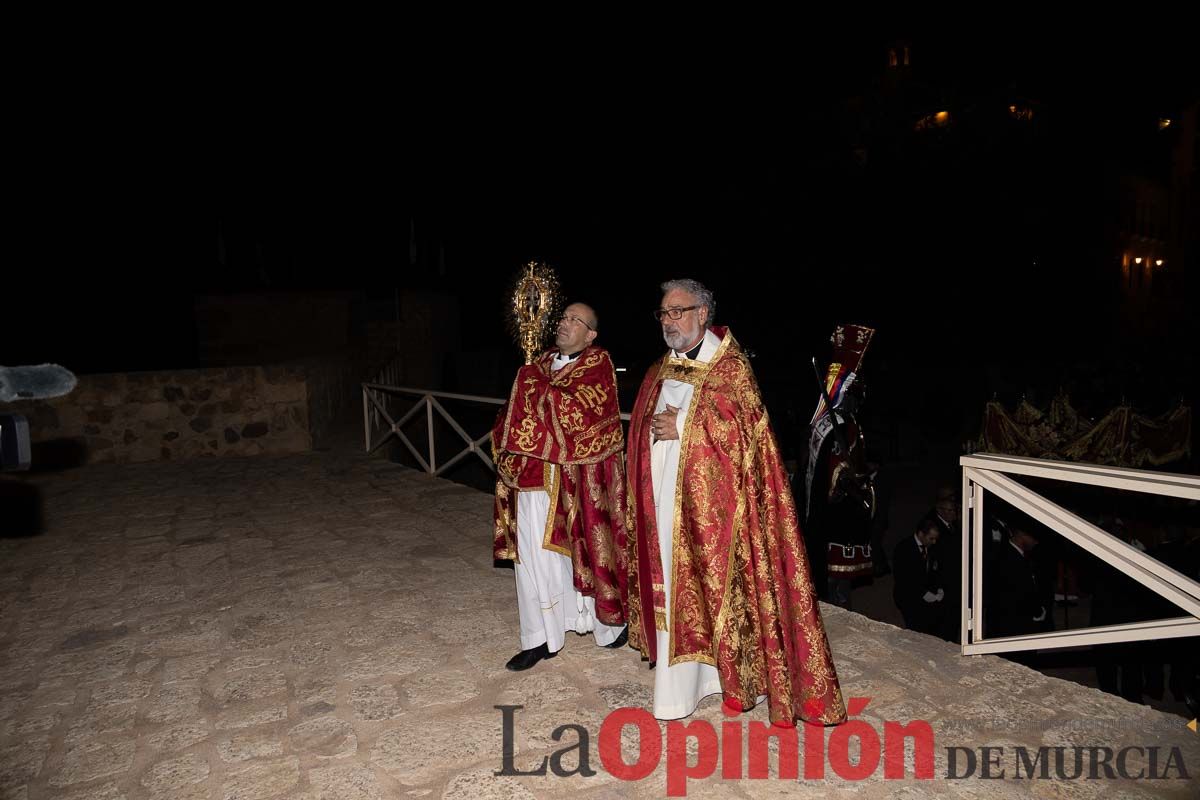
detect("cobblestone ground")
[1,450,1196,799]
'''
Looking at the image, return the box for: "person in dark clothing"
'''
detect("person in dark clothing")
[893,516,945,635]
[1091,521,1196,705]
[986,522,1051,640]
[927,486,963,643]
[1090,556,1157,703]
[1143,528,1197,703]
[794,469,828,598]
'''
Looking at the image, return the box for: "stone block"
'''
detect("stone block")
[139,753,209,795]
[143,401,170,421]
[242,422,269,439]
[88,407,114,424]
[221,757,300,800]
[48,740,134,787]
[260,382,306,404]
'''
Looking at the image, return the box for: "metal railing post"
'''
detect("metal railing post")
[426,396,436,475]
[362,387,371,452]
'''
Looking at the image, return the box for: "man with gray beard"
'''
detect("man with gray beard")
[624,279,846,726]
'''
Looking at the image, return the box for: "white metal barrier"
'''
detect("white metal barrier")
[960,453,1200,656]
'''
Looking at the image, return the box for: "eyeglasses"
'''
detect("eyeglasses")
[558,314,594,331]
[652,305,700,321]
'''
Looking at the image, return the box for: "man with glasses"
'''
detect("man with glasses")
[625,279,846,726]
[492,302,629,671]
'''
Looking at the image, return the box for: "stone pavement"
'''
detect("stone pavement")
[1,448,1197,799]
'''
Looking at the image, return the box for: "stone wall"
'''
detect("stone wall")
[9,365,312,465]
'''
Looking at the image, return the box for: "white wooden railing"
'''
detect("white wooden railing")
[362,383,505,477]
[362,379,633,478]
[959,453,1200,656]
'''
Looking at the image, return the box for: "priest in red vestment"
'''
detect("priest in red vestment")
[493,302,630,670]
[626,279,846,725]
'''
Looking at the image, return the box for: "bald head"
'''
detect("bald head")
[571,303,598,331]
[555,302,599,355]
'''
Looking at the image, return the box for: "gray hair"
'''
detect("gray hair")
[660,278,715,327]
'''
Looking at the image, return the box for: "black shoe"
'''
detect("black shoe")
[604,626,629,649]
[505,643,556,671]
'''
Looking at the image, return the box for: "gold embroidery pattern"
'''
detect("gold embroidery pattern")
[573,426,623,460]
[493,479,518,562]
[540,466,569,557]
[558,392,586,434]
[513,377,544,452]
[575,382,610,413]
[495,452,518,487]
[658,357,714,386]
[550,351,604,386]
[667,332,733,662]
[492,345,630,630]
[633,328,845,724]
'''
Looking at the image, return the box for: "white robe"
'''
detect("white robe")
[512,351,624,652]
[649,329,724,719]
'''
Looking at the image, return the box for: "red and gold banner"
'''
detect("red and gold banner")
[492,346,629,626]
[626,327,846,726]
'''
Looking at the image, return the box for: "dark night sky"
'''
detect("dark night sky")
[10,33,1197,437]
